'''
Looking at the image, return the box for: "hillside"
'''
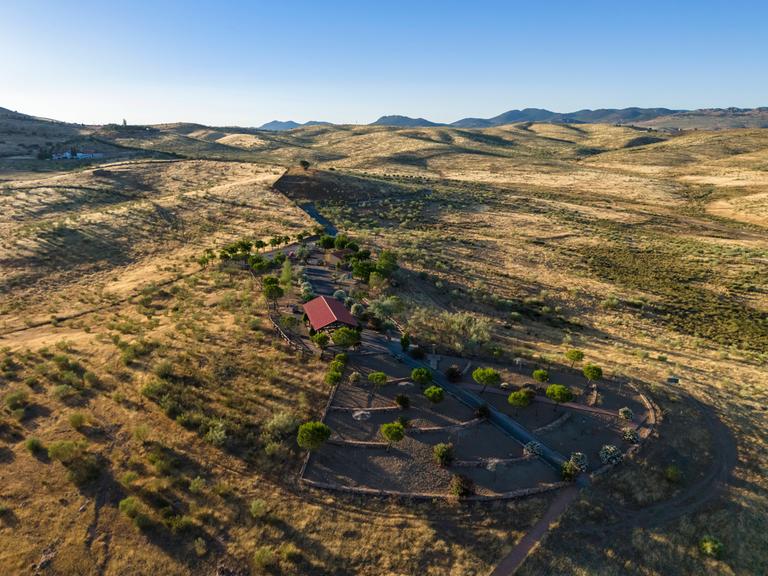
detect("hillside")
[0,112,767,575]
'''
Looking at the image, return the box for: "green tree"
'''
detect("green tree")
[319,235,335,249]
[311,332,330,349]
[254,239,266,252]
[400,332,410,352]
[279,260,293,287]
[565,349,585,368]
[411,367,432,387]
[546,384,573,404]
[423,385,444,404]
[263,283,284,303]
[368,371,388,389]
[472,367,501,394]
[379,421,405,449]
[508,388,534,408]
[583,364,603,384]
[433,443,454,466]
[532,369,549,383]
[331,327,360,348]
[376,250,398,277]
[297,422,331,451]
[352,260,376,282]
[334,234,350,249]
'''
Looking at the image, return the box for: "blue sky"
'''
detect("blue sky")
[1,0,766,125]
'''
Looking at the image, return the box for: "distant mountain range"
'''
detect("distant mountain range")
[258,120,332,131]
[259,107,768,131]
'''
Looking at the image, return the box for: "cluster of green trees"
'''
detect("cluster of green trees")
[324,353,348,386]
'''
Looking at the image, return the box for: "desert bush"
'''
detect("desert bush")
[423,385,444,403]
[699,535,723,559]
[52,384,78,402]
[261,411,300,444]
[524,441,543,457]
[120,471,139,487]
[618,406,634,420]
[25,437,44,455]
[561,459,580,481]
[68,412,87,430]
[622,427,639,443]
[395,394,410,409]
[189,476,206,494]
[433,443,454,466]
[154,361,174,379]
[5,390,28,411]
[474,404,491,419]
[599,444,623,466]
[444,364,462,382]
[253,546,276,570]
[133,424,151,444]
[569,452,588,472]
[249,498,268,520]
[119,496,142,519]
[665,464,682,483]
[411,367,432,386]
[348,371,361,384]
[449,474,475,498]
[325,369,342,385]
[368,371,387,388]
[194,537,208,557]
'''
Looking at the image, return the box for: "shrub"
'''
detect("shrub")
[249,498,268,519]
[410,346,426,360]
[449,474,475,498]
[204,420,227,446]
[423,385,444,404]
[311,332,330,349]
[253,546,276,570]
[524,441,543,457]
[68,412,86,431]
[395,394,410,409]
[120,471,139,487]
[433,443,454,466]
[194,537,208,557]
[348,371,361,384]
[410,367,432,386]
[154,361,174,379]
[325,370,342,385]
[119,496,142,519]
[261,411,300,443]
[474,404,491,419]
[665,464,682,483]
[508,389,534,408]
[561,459,580,481]
[444,364,462,382]
[599,444,623,466]
[618,406,634,420]
[331,327,360,348]
[546,384,573,403]
[368,371,388,388]
[5,390,28,411]
[52,384,78,402]
[297,422,332,451]
[569,452,588,472]
[699,535,723,559]
[133,424,151,444]
[532,369,549,383]
[189,476,206,494]
[25,437,44,455]
[622,427,639,443]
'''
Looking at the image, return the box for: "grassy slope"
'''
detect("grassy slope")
[1,116,767,574]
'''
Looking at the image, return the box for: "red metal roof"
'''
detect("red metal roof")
[303,295,359,331]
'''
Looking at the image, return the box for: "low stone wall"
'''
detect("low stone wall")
[300,477,569,502]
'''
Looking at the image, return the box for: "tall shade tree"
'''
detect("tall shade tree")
[331,327,360,349]
[379,421,405,450]
[565,349,585,368]
[532,369,549,383]
[411,367,432,387]
[368,371,388,389]
[297,422,331,451]
[583,364,603,384]
[472,367,501,394]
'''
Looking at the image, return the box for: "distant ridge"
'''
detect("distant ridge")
[259,119,331,131]
[370,115,442,127]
